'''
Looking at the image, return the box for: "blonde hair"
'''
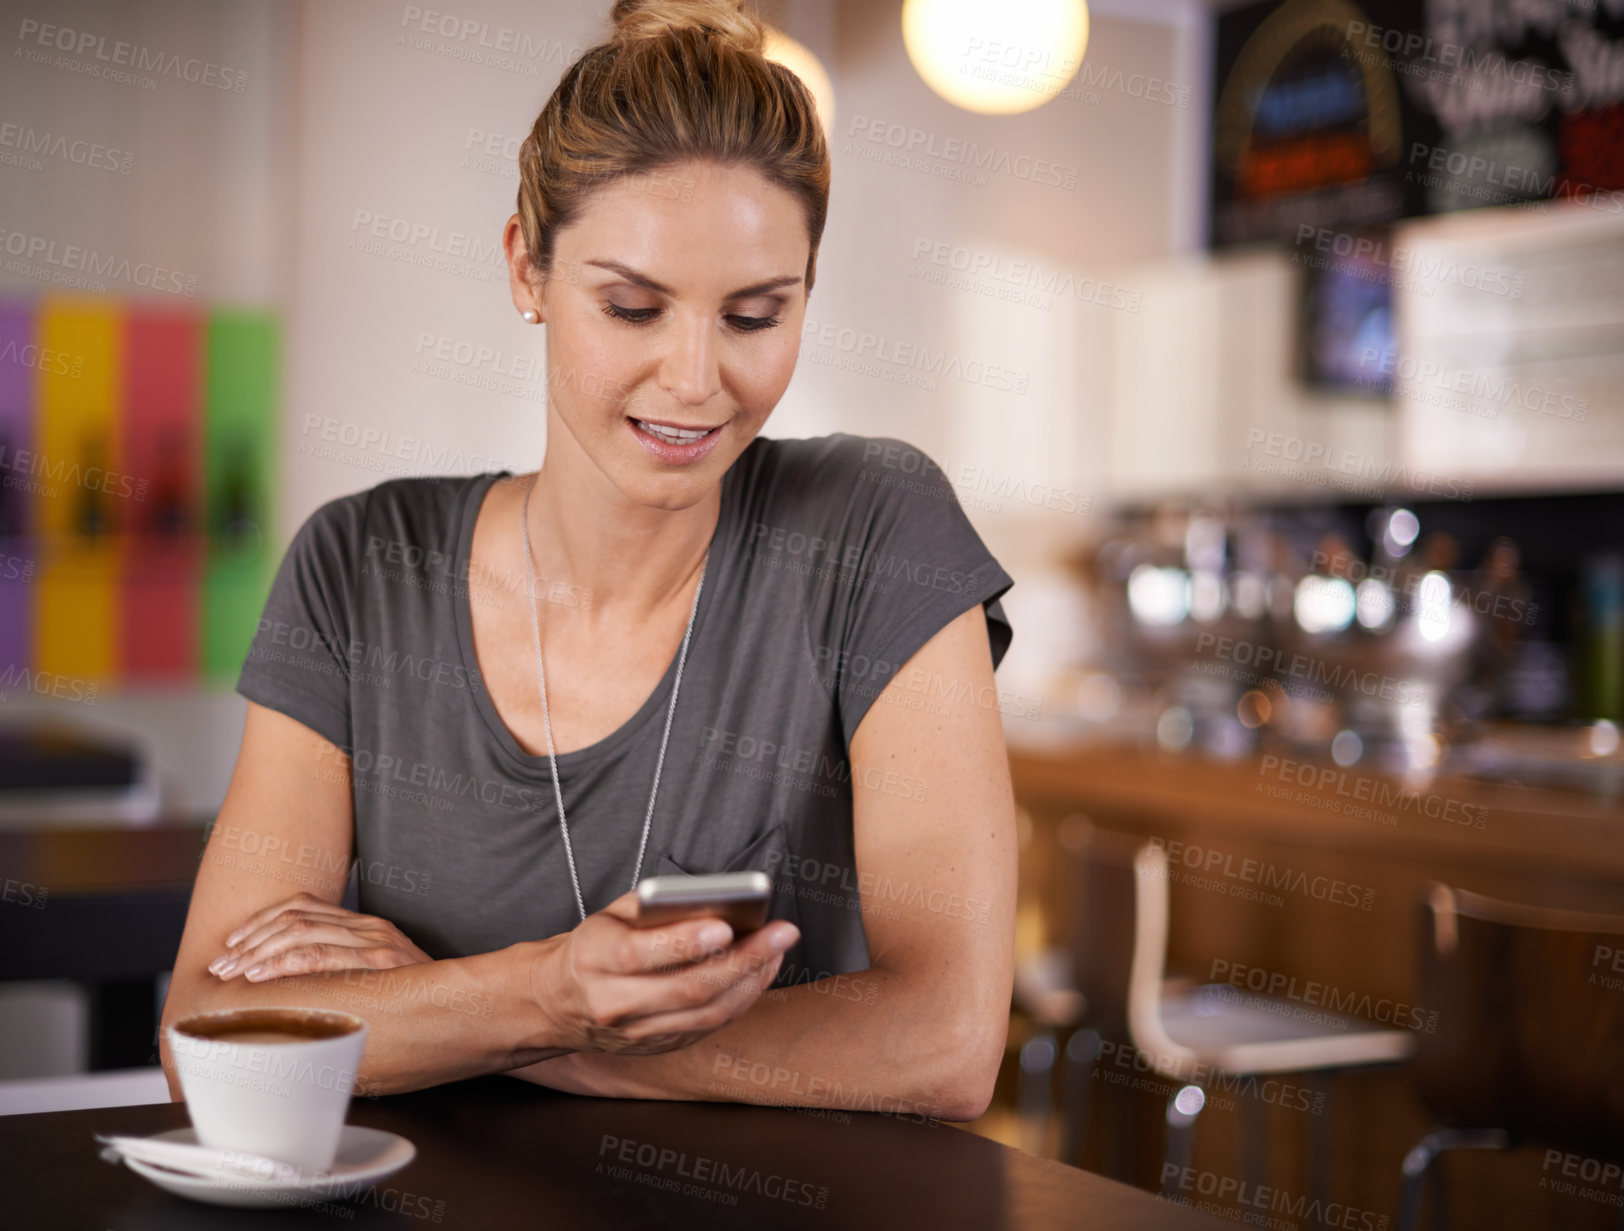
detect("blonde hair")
[516,0,830,291]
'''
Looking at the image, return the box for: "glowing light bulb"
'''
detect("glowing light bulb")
[901,0,1090,115]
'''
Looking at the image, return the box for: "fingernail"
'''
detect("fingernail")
[243,966,264,981]
[214,959,238,978]
[771,928,797,952]
[698,923,732,949]
[207,956,226,975]
[225,929,243,946]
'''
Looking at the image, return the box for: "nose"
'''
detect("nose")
[657,311,723,408]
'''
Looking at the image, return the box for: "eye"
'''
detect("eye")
[727,314,782,333]
[600,302,782,333]
[602,302,658,324]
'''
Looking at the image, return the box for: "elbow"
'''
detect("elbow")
[922,1008,1009,1122]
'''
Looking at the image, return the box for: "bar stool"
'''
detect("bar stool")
[1050,817,1414,1196]
[1398,883,1624,1231]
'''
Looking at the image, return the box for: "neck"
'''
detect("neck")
[520,446,720,625]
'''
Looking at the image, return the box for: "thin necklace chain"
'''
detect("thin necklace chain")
[520,472,709,922]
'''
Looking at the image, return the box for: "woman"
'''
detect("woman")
[159,0,1018,1122]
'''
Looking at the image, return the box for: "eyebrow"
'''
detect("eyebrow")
[583,259,802,299]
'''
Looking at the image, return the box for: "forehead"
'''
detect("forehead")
[559,160,808,286]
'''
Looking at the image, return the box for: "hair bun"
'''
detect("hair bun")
[609,0,765,54]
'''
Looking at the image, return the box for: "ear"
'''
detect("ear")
[503,213,545,323]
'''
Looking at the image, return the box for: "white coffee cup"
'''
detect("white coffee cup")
[167,1007,368,1177]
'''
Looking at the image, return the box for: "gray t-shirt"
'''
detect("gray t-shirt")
[235,432,1013,987]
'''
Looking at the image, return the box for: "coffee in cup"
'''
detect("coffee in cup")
[168,1007,368,1176]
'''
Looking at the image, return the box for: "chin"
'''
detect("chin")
[624,477,715,512]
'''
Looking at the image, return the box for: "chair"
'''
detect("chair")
[1397,883,1624,1231]
[1049,816,1414,1196]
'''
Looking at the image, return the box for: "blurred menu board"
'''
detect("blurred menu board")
[1210,0,1624,247]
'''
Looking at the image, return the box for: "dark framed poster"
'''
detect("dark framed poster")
[1210,0,1624,248]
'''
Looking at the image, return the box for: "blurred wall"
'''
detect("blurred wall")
[0,0,295,812]
[3,0,1197,814]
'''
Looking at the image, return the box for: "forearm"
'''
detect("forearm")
[508,965,991,1121]
[160,939,570,1098]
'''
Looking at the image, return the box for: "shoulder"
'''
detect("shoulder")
[295,470,487,545]
[734,432,957,518]
[290,473,491,557]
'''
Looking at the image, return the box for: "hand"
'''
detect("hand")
[536,890,799,1056]
[207,891,432,982]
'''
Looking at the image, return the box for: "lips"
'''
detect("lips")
[627,416,725,465]
[632,418,718,445]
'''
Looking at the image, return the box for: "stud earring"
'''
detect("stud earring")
[520,308,540,324]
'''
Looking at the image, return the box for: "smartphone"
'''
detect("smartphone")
[633,871,772,934]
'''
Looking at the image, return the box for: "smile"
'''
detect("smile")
[627,417,726,464]
[631,419,719,444]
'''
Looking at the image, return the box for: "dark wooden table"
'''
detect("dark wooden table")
[2,1074,1227,1229]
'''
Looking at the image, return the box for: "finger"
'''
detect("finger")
[677,924,797,988]
[592,916,742,975]
[240,942,369,982]
[224,894,352,947]
[217,899,370,967]
[610,948,790,1043]
[216,922,373,979]
[644,921,797,982]
[583,926,796,1023]
[214,909,334,972]
[600,890,641,922]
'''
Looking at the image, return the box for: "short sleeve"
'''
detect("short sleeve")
[826,435,1014,742]
[234,491,370,751]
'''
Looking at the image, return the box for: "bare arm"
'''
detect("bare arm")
[160,702,800,1100]
[157,702,573,1099]
[507,604,1018,1121]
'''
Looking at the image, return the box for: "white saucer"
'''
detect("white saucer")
[119,1125,416,1209]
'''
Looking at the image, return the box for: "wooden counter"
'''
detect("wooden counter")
[1006,739,1624,1230]
[1011,740,1624,888]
